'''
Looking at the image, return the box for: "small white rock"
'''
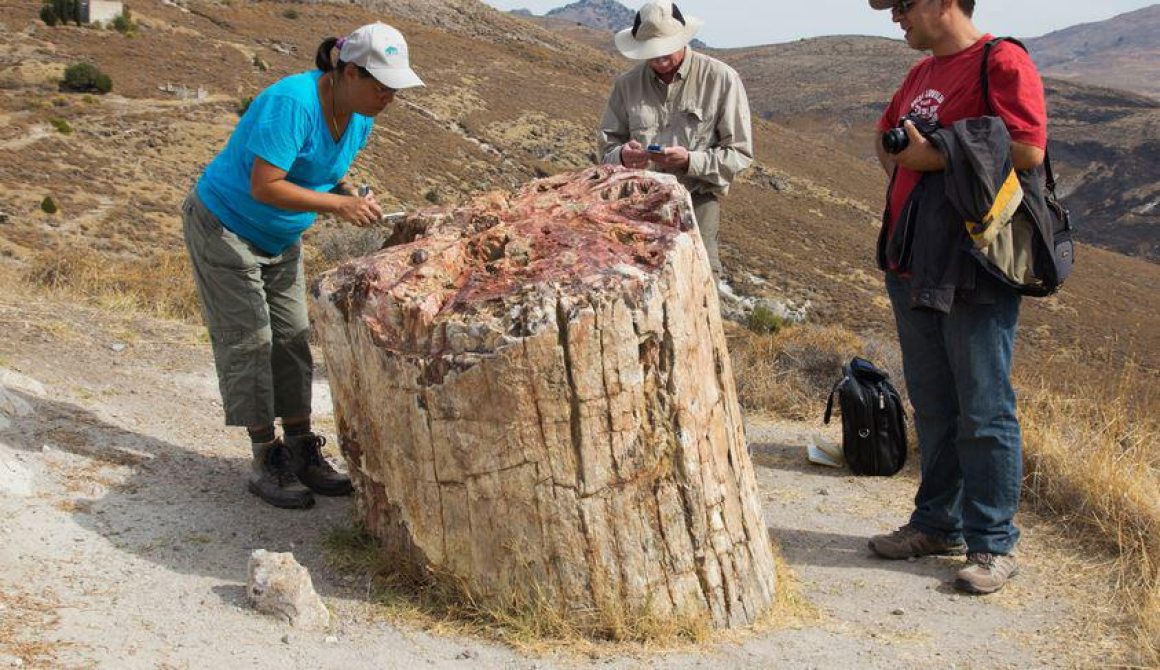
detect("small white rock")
[246,549,330,630]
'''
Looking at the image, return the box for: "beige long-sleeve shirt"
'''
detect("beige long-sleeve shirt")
[598,49,753,198]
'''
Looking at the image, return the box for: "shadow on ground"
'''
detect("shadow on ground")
[6,390,355,594]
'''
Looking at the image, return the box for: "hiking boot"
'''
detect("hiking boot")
[283,433,352,497]
[248,440,314,509]
[868,524,967,559]
[954,552,1019,595]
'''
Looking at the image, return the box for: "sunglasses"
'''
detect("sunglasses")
[891,0,921,15]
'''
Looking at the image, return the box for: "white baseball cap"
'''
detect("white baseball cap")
[339,22,424,90]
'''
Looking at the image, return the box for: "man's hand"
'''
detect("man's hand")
[890,120,946,172]
[620,140,650,169]
[650,145,690,172]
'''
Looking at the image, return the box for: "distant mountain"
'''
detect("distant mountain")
[513,0,709,50]
[545,0,634,31]
[1026,4,1160,100]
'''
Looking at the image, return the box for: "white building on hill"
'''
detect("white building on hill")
[82,0,123,24]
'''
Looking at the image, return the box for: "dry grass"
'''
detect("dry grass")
[323,525,715,653]
[729,323,872,419]
[735,324,1160,666]
[1015,362,1160,666]
[0,589,64,668]
[23,248,201,322]
[17,234,385,328]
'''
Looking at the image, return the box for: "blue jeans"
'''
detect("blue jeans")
[886,273,1023,555]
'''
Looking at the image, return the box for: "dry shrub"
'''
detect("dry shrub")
[305,225,386,275]
[23,248,200,321]
[729,323,869,419]
[1016,362,1160,665]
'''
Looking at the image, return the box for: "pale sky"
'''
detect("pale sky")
[483,0,1159,48]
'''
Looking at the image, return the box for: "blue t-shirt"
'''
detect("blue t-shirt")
[197,71,373,254]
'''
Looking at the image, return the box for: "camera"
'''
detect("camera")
[646,143,665,154]
[882,114,939,154]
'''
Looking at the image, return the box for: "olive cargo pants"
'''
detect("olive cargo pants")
[181,190,312,427]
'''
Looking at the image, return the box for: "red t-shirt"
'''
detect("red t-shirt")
[878,35,1048,235]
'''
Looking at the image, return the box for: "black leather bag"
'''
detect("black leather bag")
[824,357,908,476]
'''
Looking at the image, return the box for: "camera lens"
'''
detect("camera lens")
[882,127,910,154]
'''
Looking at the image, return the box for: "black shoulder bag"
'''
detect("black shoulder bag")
[823,357,907,476]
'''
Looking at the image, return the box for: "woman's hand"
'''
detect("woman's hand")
[334,192,383,227]
[251,158,383,225]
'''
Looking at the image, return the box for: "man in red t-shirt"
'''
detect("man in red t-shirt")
[866,0,1048,596]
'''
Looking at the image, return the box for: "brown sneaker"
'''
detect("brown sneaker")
[955,552,1019,594]
[868,524,967,559]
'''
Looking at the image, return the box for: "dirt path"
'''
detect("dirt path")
[0,289,1127,669]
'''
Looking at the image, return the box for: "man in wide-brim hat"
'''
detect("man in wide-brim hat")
[598,0,753,286]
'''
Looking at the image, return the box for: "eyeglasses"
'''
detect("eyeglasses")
[369,79,397,96]
[355,66,397,95]
[891,0,920,16]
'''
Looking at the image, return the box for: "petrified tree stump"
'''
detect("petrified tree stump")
[309,166,776,630]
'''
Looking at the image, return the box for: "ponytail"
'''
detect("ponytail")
[315,36,340,72]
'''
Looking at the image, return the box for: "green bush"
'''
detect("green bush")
[39,4,59,25]
[61,62,113,94]
[236,95,253,117]
[747,304,786,335]
[41,196,58,214]
[45,0,81,25]
[48,117,72,134]
[112,13,134,33]
[281,8,298,19]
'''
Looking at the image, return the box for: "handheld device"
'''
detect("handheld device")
[646,144,665,154]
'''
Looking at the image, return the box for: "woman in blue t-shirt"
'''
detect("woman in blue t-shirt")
[181,22,423,509]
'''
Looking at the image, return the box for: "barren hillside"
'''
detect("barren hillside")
[708,35,1160,262]
[2,0,1158,373]
[1027,3,1160,100]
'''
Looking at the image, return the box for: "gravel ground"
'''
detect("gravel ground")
[0,291,1129,669]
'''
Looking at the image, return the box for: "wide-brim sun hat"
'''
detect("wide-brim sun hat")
[869,0,897,8]
[614,1,704,60]
[339,22,424,90]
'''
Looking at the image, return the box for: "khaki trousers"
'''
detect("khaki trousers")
[692,193,722,279]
